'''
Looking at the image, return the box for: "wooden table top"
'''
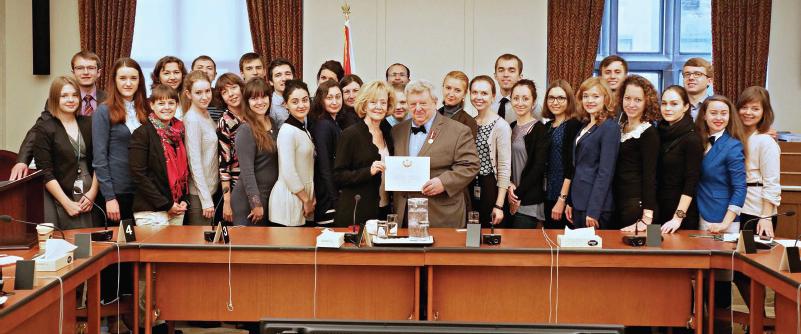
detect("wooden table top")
[3,226,801,320]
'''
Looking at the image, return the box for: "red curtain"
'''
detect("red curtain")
[711,0,772,99]
[546,0,605,90]
[78,0,137,91]
[247,0,304,78]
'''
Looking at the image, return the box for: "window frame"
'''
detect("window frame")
[595,0,712,92]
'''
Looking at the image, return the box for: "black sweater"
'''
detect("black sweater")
[614,124,660,210]
[511,120,550,205]
[656,113,703,227]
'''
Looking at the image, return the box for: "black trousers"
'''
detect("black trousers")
[471,174,501,228]
[543,199,569,229]
[100,193,134,302]
[612,197,644,230]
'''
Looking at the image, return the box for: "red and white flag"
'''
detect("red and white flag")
[343,17,355,75]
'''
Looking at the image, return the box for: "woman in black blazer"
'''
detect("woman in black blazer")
[614,75,661,231]
[656,85,703,232]
[542,80,584,229]
[311,80,344,225]
[334,81,395,226]
[129,85,189,225]
[507,80,550,228]
[33,76,100,230]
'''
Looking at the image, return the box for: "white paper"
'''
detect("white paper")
[564,226,596,237]
[366,219,379,235]
[0,255,24,266]
[722,233,774,245]
[43,239,77,260]
[385,156,430,192]
[774,239,799,248]
[316,229,345,248]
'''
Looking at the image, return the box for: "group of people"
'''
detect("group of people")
[9,51,781,241]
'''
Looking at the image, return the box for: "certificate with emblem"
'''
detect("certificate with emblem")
[385,156,430,192]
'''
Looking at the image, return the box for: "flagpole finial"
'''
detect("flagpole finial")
[342,2,351,20]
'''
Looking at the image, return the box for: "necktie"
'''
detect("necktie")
[411,125,427,135]
[498,97,509,118]
[708,136,716,146]
[83,95,94,116]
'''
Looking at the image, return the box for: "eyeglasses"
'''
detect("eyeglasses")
[682,71,708,79]
[73,66,98,72]
[547,96,567,104]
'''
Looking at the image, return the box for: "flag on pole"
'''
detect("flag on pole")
[342,3,355,75]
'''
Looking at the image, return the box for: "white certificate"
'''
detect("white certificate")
[385,156,430,192]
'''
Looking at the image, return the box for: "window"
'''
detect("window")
[596,0,712,93]
[130,0,252,89]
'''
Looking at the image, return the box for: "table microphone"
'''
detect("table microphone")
[0,214,66,240]
[738,211,795,253]
[742,210,795,234]
[204,193,227,242]
[622,219,647,247]
[344,194,361,244]
[81,195,113,241]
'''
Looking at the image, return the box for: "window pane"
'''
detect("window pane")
[679,0,712,54]
[131,0,252,89]
[630,71,662,92]
[616,0,661,53]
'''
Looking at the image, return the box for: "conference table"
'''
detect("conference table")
[1,226,800,334]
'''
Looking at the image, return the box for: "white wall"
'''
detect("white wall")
[303,0,548,107]
[1,0,799,153]
[767,0,801,132]
[1,0,80,152]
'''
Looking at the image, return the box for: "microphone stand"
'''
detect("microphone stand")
[204,192,227,242]
[738,211,795,254]
[0,214,66,240]
[81,195,113,241]
[622,219,647,247]
[344,195,361,244]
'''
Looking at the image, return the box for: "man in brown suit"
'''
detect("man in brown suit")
[392,80,479,228]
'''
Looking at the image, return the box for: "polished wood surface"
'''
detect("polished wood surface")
[2,226,801,333]
[429,265,692,326]
[0,150,18,179]
[0,170,44,249]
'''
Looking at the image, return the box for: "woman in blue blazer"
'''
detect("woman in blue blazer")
[566,77,621,228]
[695,95,747,233]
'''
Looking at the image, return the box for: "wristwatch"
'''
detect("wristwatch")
[558,194,568,201]
[675,210,687,219]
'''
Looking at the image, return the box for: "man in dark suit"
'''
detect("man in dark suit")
[392,80,479,228]
[9,50,106,181]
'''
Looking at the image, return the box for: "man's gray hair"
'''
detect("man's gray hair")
[404,80,438,103]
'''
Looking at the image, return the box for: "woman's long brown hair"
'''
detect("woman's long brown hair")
[104,58,150,125]
[241,78,276,153]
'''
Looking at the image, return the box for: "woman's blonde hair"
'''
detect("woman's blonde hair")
[354,81,396,118]
[46,76,82,116]
[576,77,616,123]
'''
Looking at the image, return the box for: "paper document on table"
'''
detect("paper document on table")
[385,156,430,192]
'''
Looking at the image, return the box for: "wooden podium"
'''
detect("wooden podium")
[0,170,45,249]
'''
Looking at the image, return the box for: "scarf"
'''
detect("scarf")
[658,112,695,144]
[439,103,463,118]
[148,113,188,203]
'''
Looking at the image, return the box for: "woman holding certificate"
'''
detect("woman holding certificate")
[333,81,395,227]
